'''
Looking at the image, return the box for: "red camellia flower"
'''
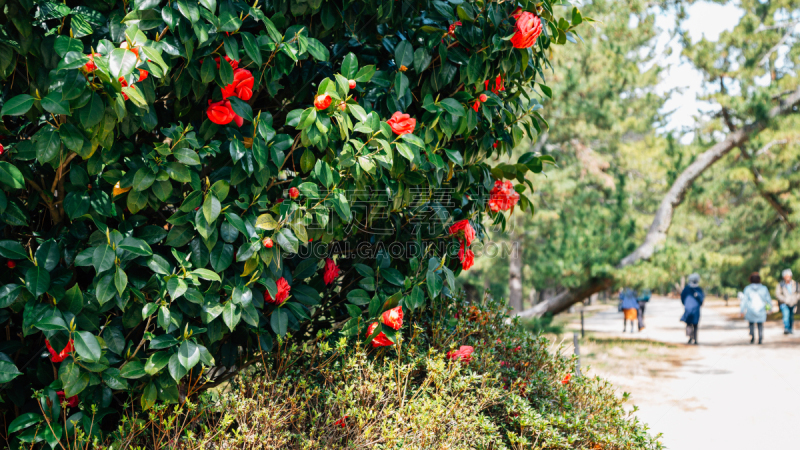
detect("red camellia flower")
[458,243,475,270]
[263,237,274,248]
[118,77,136,100]
[46,339,74,363]
[488,180,520,213]
[334,416,348,427]
[485,75,505,95]
[7,260,15,269]
[493,142,499,148]
[314,94,332,110]
[562,373,572,384]
[449,219,475,247]
[447,21,462,37]
[510,10,542,49]
[215,55,239,70]
[138,69,149,82]
[348,79,356,89]
[323,258,340,285]
[387,111,416,135]
[221,68,255,101]
[83,53,101,72]
[264,277,291,305]
[289,187,300,199]
[206,100,243,127]
[0,143,4,155]
[366,322,393,347]
[381,306,403,330]
[447,345,474,363]
[472,100,481,112]
[57,391,79,408]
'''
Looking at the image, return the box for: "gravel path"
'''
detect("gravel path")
[571,296,800,450]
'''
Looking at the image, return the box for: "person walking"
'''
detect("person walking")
[775,269,800,335]
[681,274,704,345]
[637,288,651,331]
[740,272,772,344]
[619,288,639,333]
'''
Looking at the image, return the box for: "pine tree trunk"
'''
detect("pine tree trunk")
[508,239,523,313]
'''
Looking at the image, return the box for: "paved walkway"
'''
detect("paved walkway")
[571,296,800,450]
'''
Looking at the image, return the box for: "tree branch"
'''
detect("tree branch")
[740,142,795,231]
[618,85,800,268]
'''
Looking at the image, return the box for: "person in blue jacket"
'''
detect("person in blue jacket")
[740,272,772,344]
[681,273,704,345]
[619,288,640,333]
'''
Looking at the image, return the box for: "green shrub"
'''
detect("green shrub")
[67,294,661,449]
[0,0,585,445]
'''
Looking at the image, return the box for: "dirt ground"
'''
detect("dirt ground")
[550,295,800,450]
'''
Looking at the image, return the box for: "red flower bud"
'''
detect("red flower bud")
[479,94,488,103]
[348,80,356,89]
[45,339,74,363]
[289,187,300,199]
[138,69,149,82]
[7,260,15,269]
[314,94,332,110]
[263,237,274,248]
[83,53,101,72]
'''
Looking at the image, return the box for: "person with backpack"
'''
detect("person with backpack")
[681,274,704,345]
[619,288,639,333]
[775,269,800,335]
[637,288,652,331]
[740,272,772,344]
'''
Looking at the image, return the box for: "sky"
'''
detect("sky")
[654,1,744,141]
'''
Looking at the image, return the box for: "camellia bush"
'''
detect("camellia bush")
[0,0,585,446]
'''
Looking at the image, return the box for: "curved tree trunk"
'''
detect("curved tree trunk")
[517,86,800,318]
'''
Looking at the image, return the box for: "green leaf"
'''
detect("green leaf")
[79,93,105,128]
[119,360,147,379]
[178,340,200,370]
[57,51,89,71]
[177,0,200,22]
[347,289,370,305]
[144,351,171,375]
[74,331,102,362]
[394,40,414,68]
[119,236,153,256]
[41,91,71,115]
[167,277,188,299]
[275,228,299,254]
[96,273,117,304]
[201,56,217,83]
[34,128,62,164]
[93,245,115,273]
[1,94,35,116]
[341,52,358,79]
[241,31,262,65]
[141,382,157,410]
[192,268,221,282]
[8,413,41,434]
[109,48,138,78]
[222,301,240,331]
[0,162,25,189]
[0,361,23,383]
[0,240,28,259]
[270,308,288,337]
[34,315,68,331]
[218,0,242,32]
[115,267,128,295]
[439,98,466,117]
[25,266,50,298]
[228,97,252,122]
[203,194,221,224]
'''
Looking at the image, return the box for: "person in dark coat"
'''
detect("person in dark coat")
[637,288,651,331]
[619,288,639,333]
[681,273,704,345]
